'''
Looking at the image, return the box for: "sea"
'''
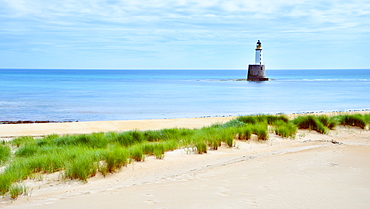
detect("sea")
[0,69,369,122]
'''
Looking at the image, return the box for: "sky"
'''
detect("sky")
[0,0,369,69]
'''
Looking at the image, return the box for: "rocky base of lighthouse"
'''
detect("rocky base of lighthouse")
[247,64,268,81]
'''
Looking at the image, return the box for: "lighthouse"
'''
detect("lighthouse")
[255,40,262,64]
[247,40,268,81]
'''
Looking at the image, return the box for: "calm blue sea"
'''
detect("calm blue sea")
[0,69,369,121]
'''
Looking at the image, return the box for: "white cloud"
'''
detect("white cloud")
[1,0,369,27]
[0,0,369,68]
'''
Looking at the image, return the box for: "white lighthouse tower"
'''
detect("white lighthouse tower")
[247,40,268,81]
[255,40,262,64]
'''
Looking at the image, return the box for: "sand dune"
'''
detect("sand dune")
[2,123,370,208]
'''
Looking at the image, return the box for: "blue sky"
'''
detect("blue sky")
[0,0,369,69]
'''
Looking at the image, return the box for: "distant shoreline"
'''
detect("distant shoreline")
[1,108,369,125]
[0,120,76,125]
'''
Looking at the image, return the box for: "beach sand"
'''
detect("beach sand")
[0,117,236,138]
[1,113,370,208]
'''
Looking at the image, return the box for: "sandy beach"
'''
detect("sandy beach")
[1,113,370,208]
[0,117,236,138]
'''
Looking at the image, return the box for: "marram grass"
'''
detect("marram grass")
[292,115,328,134]
[317,115,337,130]
[11,136,34,147]
[195,141,208,154]
[1,114,369,198]
[273,121,297,138]
[335,114,367,129]
[0,145,11,165]
[64,152,98,181]
[364,114,370,124]
[128,145,144,162]
[9,183,27,199]
[253,124,269,140]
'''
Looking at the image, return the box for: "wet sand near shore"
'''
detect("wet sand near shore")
[1,112,370,208]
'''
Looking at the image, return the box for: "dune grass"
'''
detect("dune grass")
[9,183,27,199]
[292,115,329,134]
[128,145,145,162]
[0,145,11,165]
[335,114,367,129]
[273,121,297,138]
[252,123,269,140]
[364,114,370,124]
[195,141,208,154]
[101,145,128,174]
[236,116,258,124]
[317,115,337,130]
[141,140,178,159]
[64,150,99,181]
[234,125,253,140]
[11,136,34,147]
[0,113,369,198]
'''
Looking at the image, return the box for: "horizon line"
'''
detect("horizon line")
[1,68,370,70]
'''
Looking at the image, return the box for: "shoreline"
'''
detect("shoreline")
[0,120,75,125]
[0,110,369,138]
[0,117,236,138]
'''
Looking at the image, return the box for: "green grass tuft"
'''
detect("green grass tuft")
[0,173,13,195]
[114,130,145,147]
[64,152,98,181]
[234,125,253,140]
[35,134,60,147]
[363,114,370,124]
[266,115,289,124]
[153,144,165,159]
[317,115,337,130]
[53,133,109,148]
[0,145,11,165]
[128,145,144,162]
[220,129,234,147]
[11,136,34,147]
[15,144,38,157]
[253,124,269,140]
[337,114,366,129]
[9,183,27,199]
[195,142,207,154]
[273,121,297,138]
[236,116,257,124]
[143,130,161,142]
[221,119,246,128]
[103,145,128,173]
[292,116,328,134]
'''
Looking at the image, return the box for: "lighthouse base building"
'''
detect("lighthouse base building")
[247,40,268,81]
[247,65,268,81]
